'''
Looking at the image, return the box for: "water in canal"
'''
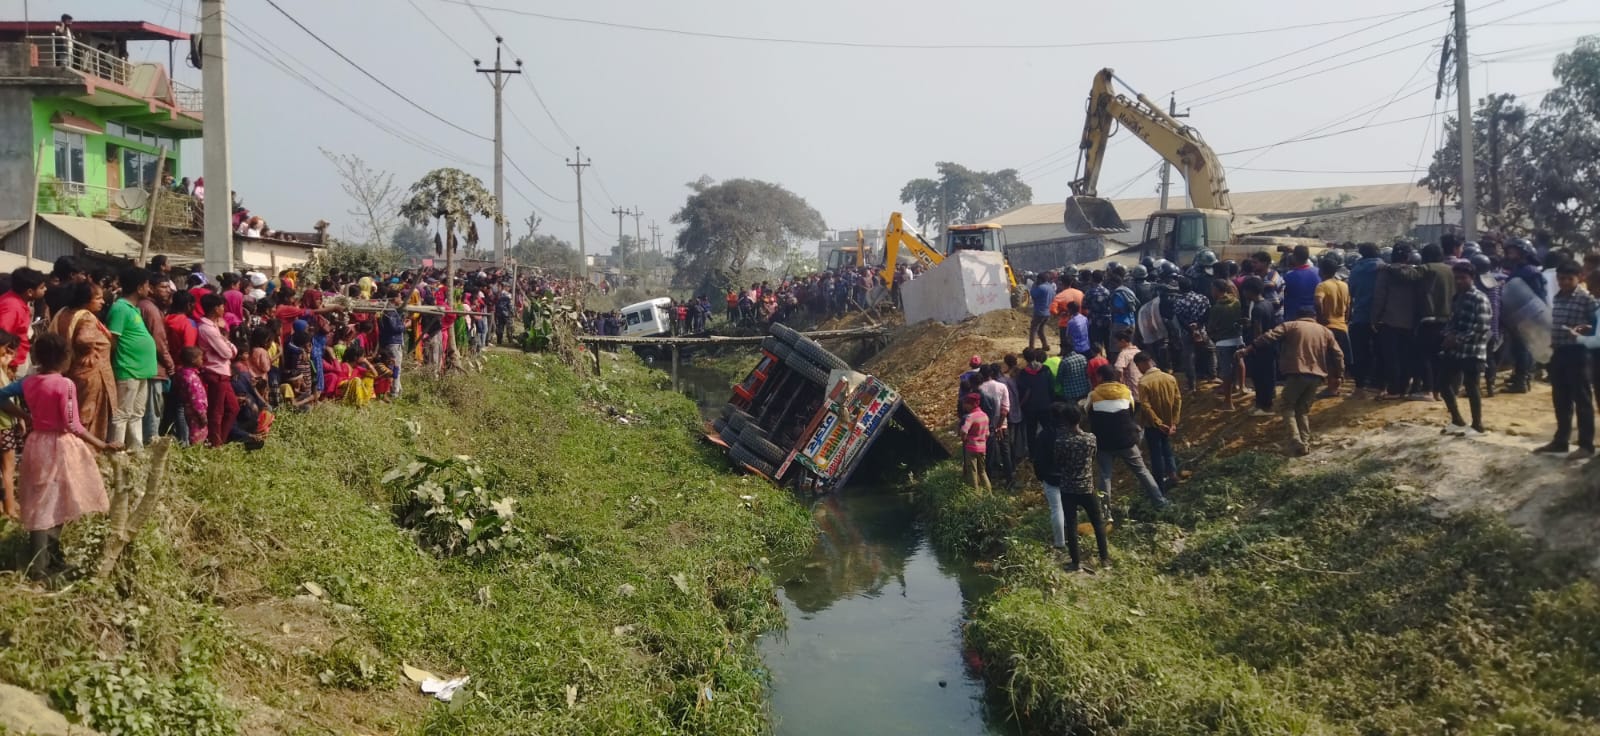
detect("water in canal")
[670,361,1015,735]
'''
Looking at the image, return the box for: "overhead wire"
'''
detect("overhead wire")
[406,0,476,61]
[506,157,574,204]
[224,19,482,166]
[455,0,579,146]
[441,1,1441,51]
[260,0,491,141]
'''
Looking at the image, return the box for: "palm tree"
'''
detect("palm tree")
[399,168,502,297]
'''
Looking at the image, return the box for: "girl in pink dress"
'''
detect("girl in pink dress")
[4,332,120,579]
[175,347,209,447]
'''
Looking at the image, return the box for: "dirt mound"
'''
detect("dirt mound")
[864,307,1035,443]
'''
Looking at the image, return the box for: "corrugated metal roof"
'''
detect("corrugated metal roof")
[38,214,143,258]
[982,183,1436,228]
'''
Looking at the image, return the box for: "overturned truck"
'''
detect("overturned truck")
[709,324,946,492]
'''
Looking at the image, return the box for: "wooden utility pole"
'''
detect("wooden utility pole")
[1454,0,1477,242]
[139,147,168,265]
[476,38,521,267]
[566,147,590,282]
[200,0,234,276]
[1157,93,1190,210]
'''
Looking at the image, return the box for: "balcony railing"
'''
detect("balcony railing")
[37,179,201,230]
[172,82,203,112]
[27,36,201,113]
[28,35,130,86]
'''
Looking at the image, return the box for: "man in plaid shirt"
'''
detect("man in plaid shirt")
[1439,262,1493,436]
[1537,260,1597,459]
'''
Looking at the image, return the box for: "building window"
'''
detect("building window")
[53,130,86,186]
[122,148,163,189]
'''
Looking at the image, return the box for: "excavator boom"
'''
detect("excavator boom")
[1065,68,1232,233]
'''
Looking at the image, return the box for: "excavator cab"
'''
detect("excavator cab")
[1140,209,1232,266]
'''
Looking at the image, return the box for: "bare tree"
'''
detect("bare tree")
[321,148,403,248]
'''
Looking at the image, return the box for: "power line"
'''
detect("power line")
[442,1,1440,51]
[260,0,491,141]
[590,170,622,209]
[506,106,564,158]
[1232,166,1428,174]
[406,0,476,61]
[1177,1,1441,93]
[228,25,482,166]
[506,156,574,203]
[454,0,579,146]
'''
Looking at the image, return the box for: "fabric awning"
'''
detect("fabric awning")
[49,112,104,136]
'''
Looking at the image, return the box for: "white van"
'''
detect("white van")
[620,297,673,338]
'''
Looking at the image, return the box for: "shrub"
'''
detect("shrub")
[383,454,523,558]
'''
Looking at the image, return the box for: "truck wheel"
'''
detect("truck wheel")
[720,426,740,448]
[727,406,755,432]
[769,322,802,346]
[793,338,849,371]
[712,418,727,434]
[739,426,786,464]
[728,444,776,477]
[782,352,829,385]
[761,336,783,354]
[771,342,792,362]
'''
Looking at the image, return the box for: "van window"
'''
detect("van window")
[626,311,642,326]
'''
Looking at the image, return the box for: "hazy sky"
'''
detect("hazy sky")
[24,0,1597,254]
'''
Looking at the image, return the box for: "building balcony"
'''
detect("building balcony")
[20,35,202,131]
[36,179,199,230]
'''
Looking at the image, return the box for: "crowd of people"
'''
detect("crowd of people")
[0,256,575,580]
[958,233,1598,572]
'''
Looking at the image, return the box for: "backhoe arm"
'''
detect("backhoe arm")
[1068,68,1232,213]
[880,212,945,284]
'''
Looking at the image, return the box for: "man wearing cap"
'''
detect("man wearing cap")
[1241,305,1344,456]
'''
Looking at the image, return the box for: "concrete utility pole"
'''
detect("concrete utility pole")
[649,222,662,254]
[629,206,644,268]
[1157,93,1190,210]
[1454,0,1478,242]
[476,38,521,267]
[200,0,234,276]
[611,206,636,278]
[566,147,590,280]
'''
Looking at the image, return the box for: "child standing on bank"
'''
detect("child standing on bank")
[0,331,22,520]
[959,393,992,494]
[3,332,121,579]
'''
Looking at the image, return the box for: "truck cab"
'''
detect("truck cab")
[1139,208,1232,267]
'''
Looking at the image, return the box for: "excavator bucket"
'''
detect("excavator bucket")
[1063,196,1130,234]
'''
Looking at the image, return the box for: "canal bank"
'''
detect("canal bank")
[668,360,1017,735]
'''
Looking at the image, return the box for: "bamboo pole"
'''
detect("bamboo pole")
[138,146,169,266]
[26,139,46,266]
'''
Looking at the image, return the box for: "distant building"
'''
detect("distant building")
[981,183,1461,249]
[0,19,322,270]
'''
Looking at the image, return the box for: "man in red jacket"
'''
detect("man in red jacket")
[0,268,47,373]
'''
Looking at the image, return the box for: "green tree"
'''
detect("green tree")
[398,168,502,294]
[899,162,1033,234]
[1421,37,1600,244]
[300,239,406,283]
[669,176,826,290]
[392,222,432,260]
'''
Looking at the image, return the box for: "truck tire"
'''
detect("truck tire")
[761,336,783,354]
[727,406,754,432]
[728,444,776,477]
[782,352,829,385]
[771,342,792,362]
[720,426,740,447]
[769,322,802,346]
[712,418,727,434]
[739,426,786,464]
[793,337,849,371]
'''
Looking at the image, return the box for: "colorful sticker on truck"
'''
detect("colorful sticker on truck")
[797,375,901,480]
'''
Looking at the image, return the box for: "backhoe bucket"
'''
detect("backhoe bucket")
[1064,196,1130,234]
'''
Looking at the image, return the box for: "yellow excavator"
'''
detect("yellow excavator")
[878,212,1017,289]
[1065,68,1317,265]
[825,229,869,271]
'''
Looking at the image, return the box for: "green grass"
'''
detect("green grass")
[921,454,1600,734]
[0,351,812,734]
